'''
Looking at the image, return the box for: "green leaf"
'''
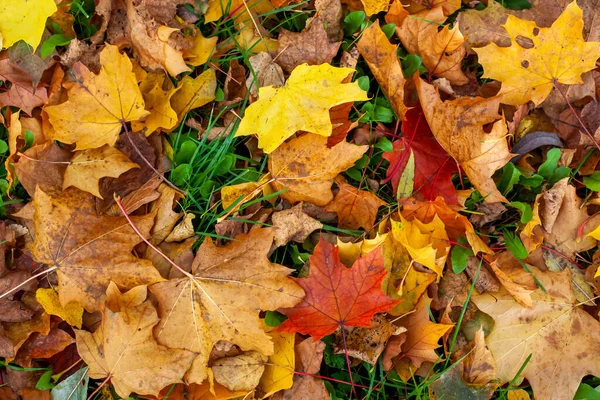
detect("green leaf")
[215,154,235,176]
[357,75,370,92]
[381,23,396,39]
[0,140,8,154]
[51,368,89,400]
[451,237,473,274]
[40,34,73,58]
[537,148,561,179]
[401,54,423,78]
[174,141,198,165]
[199,180,217,198]
[36,369,55,390]
[574,383,600,400]
[343,11,366,36]
[23,130,35,151]
[510,201,533,224]
[584,171,600,191]
[501,0,532,10]
[503,230,528,259]
[264,310,287,327]
[498,162,521,195]
[214,87,225,102]
[171,164,191,187]
[549,166,571,186]
[519,172,543,188]
[374,137,393,152]
[345,167,362,181]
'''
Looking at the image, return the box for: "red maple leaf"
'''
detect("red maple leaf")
[383,106,459,205]
[277,237,398,339]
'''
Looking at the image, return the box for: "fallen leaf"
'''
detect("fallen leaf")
[30,188,164,312]
[276,23,341,73]
[170,69,217,120]
[0,0,57,50]
[394,6,469,85]
[472,268,600,400]
[277,237,398,339]
[474,1,600,106]
[415,77,513,203]
[63,145,139,198]
[212,351,267,391]
[269,134,368,206]
[488,260,534,308]
[463,328,497,386]
[13,142,71,197]
[35,288,83,328]
[131,72,179,135]
[245,52,285,98]
[272,204,323,247]
[14,328,74,368]
[185,29,218,67]
[384,106,458,204]
[75,283,195,399]
[356,20,407,120]
[165,213,196,242]
[401,0,461,16]
[45,44,149,149]
[0,54,49,115]
[429,363,496,400]
[259,331,295,397]
[149,228,303,384]
[236,63,368,153]
[324,178,387,230]
[7,40,55,88]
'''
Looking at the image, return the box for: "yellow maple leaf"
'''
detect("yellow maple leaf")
[170,70,217,121]
[259,330,295,396]
[35,288,83,329]
[132,72,179,135]
[45,44,149,150]
[236,64,369,153]
[0,0,57,50]
[474,1,600,106]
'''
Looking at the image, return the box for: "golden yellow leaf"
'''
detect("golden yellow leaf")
[391,214,449,277]
[170,70,217,121]
[235,24,279,55]
[132,72,179,135]
[361,0,389,16]
[236,64,368,153]
[75,283,195,399]
[401,0,460,16]
[185,30,218,67]
[148,228,304,384]
[259,331,295,397]
[63,145,139,198]
[35,288,83,329]
[0,0,57,50]
[474,1,600,106]
[415,77,513,203]
[269,134,368,206]
[220,174,271,211]
[45,44,149,150]
[473,268,600,400]
[205,0,273,25]
[337,233,388,266]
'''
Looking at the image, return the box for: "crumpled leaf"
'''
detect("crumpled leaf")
[269,134,368,206]
[356,20,407,120]
[324,178,387,230]
[0,53,48,115]
[30,188,164,312]
[63,145,139,198]
[148,228,303,384]
[14,328,75,368]
[393,5,469,85]
[236,63,368,153]
[0,0,57,50]
[474,1,600,106]
[272,204,323,247]
[75,283,195,399]
[383,106,458,204]
[45,44,149,149]
[277,237,398,339]
[472,268,600,400]
[415,77,513,203]
[131,72,179,135]
[212,351,267,391]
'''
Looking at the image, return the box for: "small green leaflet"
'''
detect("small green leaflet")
[584,171,600,192]
[510,201,533,224]
[450,236,474,274]
[503,229,528,259]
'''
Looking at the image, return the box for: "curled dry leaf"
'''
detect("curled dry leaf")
[212,351,267,391]
[0,53,49,115]
[415,77,513,203]
[75,283,195,399]
[276,23,341,74]
[271,203,323,247]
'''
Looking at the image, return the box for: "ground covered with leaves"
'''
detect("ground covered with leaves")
[2,0,600,399]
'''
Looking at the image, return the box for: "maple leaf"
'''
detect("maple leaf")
[383,106,459,204]
[384,295,453,369]
[45,44,149,150]
[277,237,398,339]
[259,331,295,397]
[269,134,368,206]
[148,228,303,384]
[63,145,139,198]
[474,1,600,106]
[0,0,57,50]
[356,20,408,120]
[131,72,179,135]
[324,178,387,230]
[400,0,461,16]
[276,24,342,73]
[0,54,49,115]
[272,203,323,247]
[472,268,600,400]
[170,70,217,121]
[14,327,74,368]
[29,188,164,312]
[35,288,83,328]
[235,63,369,153]
[184,29,218,67]
[391,5,469,85]
[75,283,195,399]
[14,142,71,197]
[415,77,514,203]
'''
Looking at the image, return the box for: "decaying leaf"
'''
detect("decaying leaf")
[272,204,323,247]
[324,178,387,230]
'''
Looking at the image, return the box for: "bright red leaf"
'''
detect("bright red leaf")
[277,237,398,339]
[383,106,459,205]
